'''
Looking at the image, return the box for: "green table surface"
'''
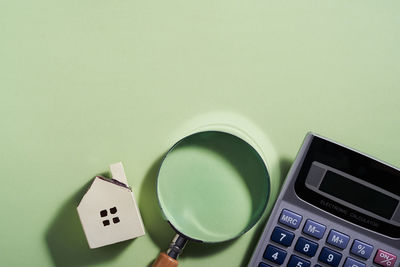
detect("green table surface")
[1,1,399,266]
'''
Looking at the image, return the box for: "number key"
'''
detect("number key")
[319,247,342,267]
[263,244,287,265]
[343,257,366,267]
[271,227,295,247]
[295,237,318,257]
[288,255,311,267]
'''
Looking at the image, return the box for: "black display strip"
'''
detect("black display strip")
[295,135,400,238]
[319,171,398,219]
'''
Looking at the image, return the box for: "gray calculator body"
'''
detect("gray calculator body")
[248,133,399,267]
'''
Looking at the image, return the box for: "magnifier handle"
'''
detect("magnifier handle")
[152,252,178,267]
[152,234,188,267]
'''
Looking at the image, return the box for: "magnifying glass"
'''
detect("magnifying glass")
[152,131,270,267]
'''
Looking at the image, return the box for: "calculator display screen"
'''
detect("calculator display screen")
[294,135,400,238]
[319,171,399,219]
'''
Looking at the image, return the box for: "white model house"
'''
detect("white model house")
[77,162,145,249]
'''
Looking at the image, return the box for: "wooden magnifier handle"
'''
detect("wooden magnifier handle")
[152,234,188,267]
[152,252,178,267]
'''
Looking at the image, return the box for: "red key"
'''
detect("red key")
[374,249,397,267]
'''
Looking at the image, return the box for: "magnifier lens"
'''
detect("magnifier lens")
[157,131,269,243]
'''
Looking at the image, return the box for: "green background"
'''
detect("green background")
[1,1,399,266]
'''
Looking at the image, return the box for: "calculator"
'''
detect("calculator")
[248,133,399,267]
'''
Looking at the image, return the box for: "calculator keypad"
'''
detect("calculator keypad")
[257,208,398,267]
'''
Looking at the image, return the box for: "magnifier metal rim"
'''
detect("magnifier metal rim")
[156,130,270,243]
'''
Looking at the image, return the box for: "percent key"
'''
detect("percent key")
[351,240,373,260]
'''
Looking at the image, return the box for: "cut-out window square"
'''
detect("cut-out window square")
[113,217,120,224]
[110,207,117,214]
[100,210,107,217]
[103,220,110,226]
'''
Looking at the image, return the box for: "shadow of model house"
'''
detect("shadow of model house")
[45,163,144,266]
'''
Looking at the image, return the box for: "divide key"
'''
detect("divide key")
[279,209,303,229]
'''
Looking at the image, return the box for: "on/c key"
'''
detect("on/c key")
[373,249,397,267]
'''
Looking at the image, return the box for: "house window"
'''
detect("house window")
[100,207,120,226]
